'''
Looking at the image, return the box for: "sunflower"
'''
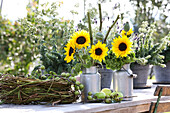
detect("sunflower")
[111,35,132,58]
[71,30,90,49]
[121,28,133,37]
[89,41,108,62]
[64,40,75,63]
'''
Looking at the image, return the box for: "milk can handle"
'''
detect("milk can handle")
[122,67,137,78]
[130,74,137,78]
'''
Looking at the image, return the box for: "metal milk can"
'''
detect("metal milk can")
[80,66,101,102]
[113,64,137,101]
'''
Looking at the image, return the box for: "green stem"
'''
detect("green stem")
[98,3,102,31]
[76,52,83,63]
[87,12,93,47]
[104,15,119,43]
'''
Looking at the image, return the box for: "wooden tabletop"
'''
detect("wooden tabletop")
[1,84,170,113]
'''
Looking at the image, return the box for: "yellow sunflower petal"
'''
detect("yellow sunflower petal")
[112,35,132,58]
[89,41,108,62]
[64,40,75,63]
[71,30,90,49]
[127,28,134,36]
[121,30,126,37]
[121,29,133,37]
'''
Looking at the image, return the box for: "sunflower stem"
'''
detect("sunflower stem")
[76,52,84,64]
[104,15,120,43]
[83,49,86,64]
[87,12,93,47]
[98,3,102,31]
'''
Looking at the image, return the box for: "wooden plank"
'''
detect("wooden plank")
[149,101,170,113]
[96,103,150,113]
[67,96,170,113]
[154,85,170,96]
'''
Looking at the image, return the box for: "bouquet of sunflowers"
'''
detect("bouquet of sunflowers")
[64,29,109,75]
[105,22,136,70]
[64,23,135,74]
[64,3,120,75]
[63,3,135,75]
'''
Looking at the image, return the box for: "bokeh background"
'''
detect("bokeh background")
[0,0,169,76]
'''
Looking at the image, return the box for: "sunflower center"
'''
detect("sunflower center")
[76,36,86,44]
[95,48,102,55]
[119,43,127,51]
[127,34,131,37]
[69,47,74,56]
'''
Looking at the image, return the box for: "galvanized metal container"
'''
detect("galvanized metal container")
[113,64,136,101]
[98,65,113,89]
[154,61,170,83]
[131,63,150,88]
[80,66,101,102]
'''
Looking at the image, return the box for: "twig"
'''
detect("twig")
[47,79,54,93]
[2,81,41,98]
[87,12,93,46]
[0,76,80,104]
[18,89,22,101]
[52,100,61,106]
[104,15,120,43]
[87,12,94,64]
[98,3,102,31]
[20,90,29,97]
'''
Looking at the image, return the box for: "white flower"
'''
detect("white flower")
[139,33,145,37]
[14,53,19,56]
[9,57,12,60]
[24,54,27,57]
[139,27,147,33]
[141,21,148,28]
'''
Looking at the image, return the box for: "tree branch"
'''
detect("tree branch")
[98,3,102,31]
[104,15,120,43]
[87,12,93,46]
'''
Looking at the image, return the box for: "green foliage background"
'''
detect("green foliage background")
[0,1,75,76]
[0,0,169,76]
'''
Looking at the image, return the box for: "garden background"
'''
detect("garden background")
[0,0,169,77]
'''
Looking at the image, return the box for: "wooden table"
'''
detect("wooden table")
[1,84,170,113]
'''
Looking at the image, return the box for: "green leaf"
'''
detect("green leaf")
[76,54,80,59]
[84,60,92,68]
[82,55,89,60]
[74,63,82,73]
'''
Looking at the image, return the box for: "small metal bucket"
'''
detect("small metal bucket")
[113,64,137,101]
[98,65,113,89]
[80,66,101,102]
